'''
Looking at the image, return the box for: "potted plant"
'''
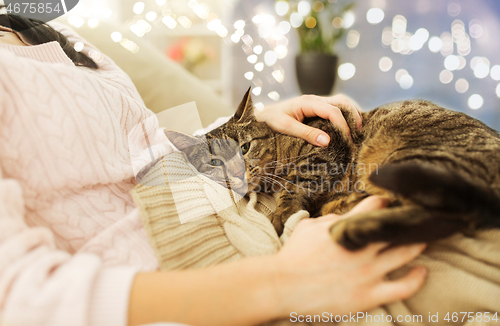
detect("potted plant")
[280,0,354,95]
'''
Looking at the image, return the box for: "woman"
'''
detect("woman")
[0,13,427,326]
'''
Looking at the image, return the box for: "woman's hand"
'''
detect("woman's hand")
[255,94,363,146]
[271,196,427,318]
[129,196,426,326]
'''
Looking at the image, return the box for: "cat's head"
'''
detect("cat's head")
[165,88,277,195]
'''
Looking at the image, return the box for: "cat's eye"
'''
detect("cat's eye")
[241,143,250,154]
[210,159,224,167]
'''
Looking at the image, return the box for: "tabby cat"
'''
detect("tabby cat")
[165,88,500,250]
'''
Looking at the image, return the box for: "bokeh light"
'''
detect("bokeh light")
[252,87,262,96]
[379,57,393,72]
[275,1,289,16]
[338,63,356,80]
[366,8,384,25]
[491,65,500,81]
[133,2,145,15]
[455,79,469,93]
[264,51,278,66]
[439,70,454,84]
[399,74,413,89]
[395,69,409,83]
[444,55,460,71]
[297,1,311,16]
[428,36,443,53]
[468,94,483,110]
[290,13,303,28]
[254,62,264,71]
[343,11,355,28]
[346,30,360,48]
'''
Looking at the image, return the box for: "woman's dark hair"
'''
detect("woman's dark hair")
[0,10,98,69]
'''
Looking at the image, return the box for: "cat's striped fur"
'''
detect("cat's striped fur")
[166,89,500,250]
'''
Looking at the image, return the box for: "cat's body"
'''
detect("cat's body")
[166,89,500,250]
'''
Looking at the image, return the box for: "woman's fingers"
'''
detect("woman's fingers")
[316,95,363,130]
[274,116,332,146]
[316,213,343,224]
[297,97,352,141]
[374,243,427,274]
[370,266,428,305]
[344,196,391,217]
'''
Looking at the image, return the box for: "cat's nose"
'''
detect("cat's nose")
[235,170,245,180]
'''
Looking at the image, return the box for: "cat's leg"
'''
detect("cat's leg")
[269,190,308,236]
[330,205,467,251]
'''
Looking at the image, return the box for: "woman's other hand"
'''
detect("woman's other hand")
[272,196,428,317]
[255,94,363,146]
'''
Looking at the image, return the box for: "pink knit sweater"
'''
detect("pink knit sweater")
[0,23,173,326]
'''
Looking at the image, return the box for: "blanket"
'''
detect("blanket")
[131,153,500,326]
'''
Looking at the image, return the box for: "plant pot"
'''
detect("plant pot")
[295,53,338,96]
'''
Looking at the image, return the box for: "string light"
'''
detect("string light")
[468,94,483,110]
[234,20,245,30]
[346,30,360,48]
[244,72,254,80]
[272,69,285,83]
[428,36,443,52]
[145,11,157,21]
[439,70,454,84]
[133,2,145,15]
[275,1,289,16]
[338,63,356,81]
[297,1,311,16]
[399,74,413,89]
[444,55,460,71]
[343,11,355,28]
[69,1,496,113]
[253,45,263,54]
[455,79,469,93]
[252,87,262,96]
[268,91,280,101]
[379,57,393,72]
[491,65,500,81]
[74,42,84,52]
[395,69,409,83]
[111,32,122,42]
[264,51,278,66]
[366,8,384,25]
[247,55,258,64]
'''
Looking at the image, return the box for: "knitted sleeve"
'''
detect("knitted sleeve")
[0,165,139,326]
[131,152,308,270]
[0,24,157,326]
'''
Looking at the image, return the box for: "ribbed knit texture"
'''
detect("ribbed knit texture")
[0,41,74,64]
[131,152,309,271]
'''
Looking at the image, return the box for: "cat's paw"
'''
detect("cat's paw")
[329,218,383,251]
[269,212,284,236]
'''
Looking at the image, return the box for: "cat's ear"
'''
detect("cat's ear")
[234,86,255,122]
[164,129,203,151]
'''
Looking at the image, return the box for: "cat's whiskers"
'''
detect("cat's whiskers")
[250,172,291,194]
[264,172,307,191]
